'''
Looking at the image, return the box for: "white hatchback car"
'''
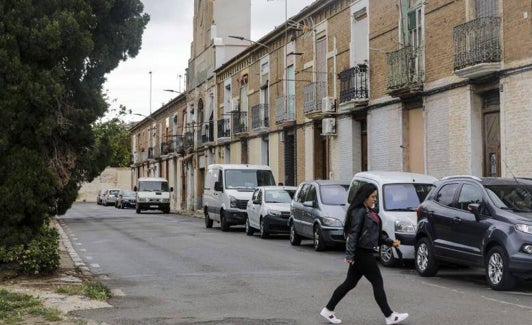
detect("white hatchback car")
[246,186,297,238]
[347,171,437,266]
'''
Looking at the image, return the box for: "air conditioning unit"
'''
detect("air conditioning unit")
[322,97,336,113]
[322,118,336,135]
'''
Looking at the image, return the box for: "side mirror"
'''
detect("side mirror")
[133,186,138,192]
[253,199,260,205]
[303,200,314,208]
[214,181,223,192]
[468,203,481,221]
[170,187,174,192]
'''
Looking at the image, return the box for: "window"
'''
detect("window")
[296,184,310,203]
[306,185,317,204]
[457,183,483,211]
[347,180,367,204]
[383,183,434,211]
[320,185,349,206]
[435,183,459,207]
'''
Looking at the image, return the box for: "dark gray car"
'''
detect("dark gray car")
[115,190,137,209]
[289,180,349,251]
[415,176,532,290]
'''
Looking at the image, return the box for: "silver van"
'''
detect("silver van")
[203,164,276,231]
[347,171,437,266]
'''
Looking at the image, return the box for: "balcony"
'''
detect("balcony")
[386,46,423,97]
[173,135,185,155]
[303,82,327,119]
[217,117,231,141]
[251,103,269,130]
[338,64,369,111]
[147,147,154,160]
[198,121,214,146]
[232,111,248,137]
[454,17,501,79]
[275,95,295,125]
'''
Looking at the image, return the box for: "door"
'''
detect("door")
[451,182,489,264]
[247,189,261,229]
[301,184,318,238]
[430,182,460,256]
[407,107,425,173]
[482,91,500,177]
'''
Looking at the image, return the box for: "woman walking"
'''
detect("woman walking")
[320,183,409,325]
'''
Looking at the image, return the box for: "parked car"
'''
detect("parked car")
[289,180,350,251]
[97,189,107,205]
[246,186,297,238]
[347,171,437,266]
[103,189,120,206]
[115,190,137,209]
[415,176,532,290]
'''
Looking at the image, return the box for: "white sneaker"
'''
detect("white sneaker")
[320,307,342,324]
[385,312,409,325]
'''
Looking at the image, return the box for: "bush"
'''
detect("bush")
[0,223,60,275]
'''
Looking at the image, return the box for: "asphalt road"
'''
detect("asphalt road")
[58,203,532,325]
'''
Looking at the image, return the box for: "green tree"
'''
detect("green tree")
[0,0,149,247]
[93,116,133,168]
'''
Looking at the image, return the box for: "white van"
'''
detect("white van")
[203,164,276,231]
[134,177,173,214]
[347,171,437,266]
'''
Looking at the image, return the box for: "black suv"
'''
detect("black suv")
[415,176,532,290]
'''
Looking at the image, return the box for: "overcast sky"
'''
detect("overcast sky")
[103,0,315,121]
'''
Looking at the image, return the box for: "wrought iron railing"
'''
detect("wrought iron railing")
[198,121,214,144]
[303,82,326,114]
[251,104,269,130]
[339,64,369,103]
[217,118,231,139]
[453,17,501,71]
[147,147,154,159]
[232,111,248,134]
[275,95,295,123]
[386,46,422,91]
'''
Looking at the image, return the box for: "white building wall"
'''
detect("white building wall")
[248,137,262,165]
[367,104,402,171]
[501,69,532,176]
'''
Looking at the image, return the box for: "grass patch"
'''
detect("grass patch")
[0,288,62,324]
[55,280,111,301]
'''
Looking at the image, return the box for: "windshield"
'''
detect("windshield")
[224,169,275,189]
[320,185,349,205]
[486,184,532,212]
[138,181,169,192]
[265,189,295,203]
[123,190,136,196]
[383,183,434,211]
[109,190,120,196]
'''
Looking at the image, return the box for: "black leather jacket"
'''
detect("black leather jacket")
[345,206,393,260]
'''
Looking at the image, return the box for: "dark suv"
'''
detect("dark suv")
[415,176,532,290]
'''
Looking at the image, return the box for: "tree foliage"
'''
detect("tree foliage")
[0,0,149,247]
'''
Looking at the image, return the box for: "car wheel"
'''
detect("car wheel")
[379,243,397,267]
[205,210,213,228]
[313,225,327,251]
[163,208,170,214]
[245,218,254,235]
[259,218,269,239]
[220,211,230,232]
[415,237,438,276]
[136,205,141,214]
[289,223,302,246]
[486,246,516,291]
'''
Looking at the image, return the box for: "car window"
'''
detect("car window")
[296,184,310,203]
[435,183,459,207]
[383,183,433,211]
[320,184,349,205]
[486,184,532,212]
[265,189,293,203]
[457,183,483,210]
[109,190,119,195]
[347,180,366,204]
[305,185,317,204]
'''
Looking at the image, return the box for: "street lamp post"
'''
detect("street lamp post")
[228,35,270,51]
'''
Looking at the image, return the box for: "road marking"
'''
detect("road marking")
[80,248,86,252]
[75,242,83,246]
[111,289,126,297]
[85,256,93,260]
[90,263,100,268]
[481,296,532,310]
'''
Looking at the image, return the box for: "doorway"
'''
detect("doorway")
[482,90,500,177]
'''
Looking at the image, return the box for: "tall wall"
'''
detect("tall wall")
[76,167,132,203]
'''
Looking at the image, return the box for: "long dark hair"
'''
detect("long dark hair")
[343,183,378,236]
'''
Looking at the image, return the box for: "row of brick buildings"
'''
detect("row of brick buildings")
[130,0,532,212]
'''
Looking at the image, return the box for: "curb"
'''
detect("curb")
[52,218,92,278]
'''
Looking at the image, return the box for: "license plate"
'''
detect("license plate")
[150,205,159,208]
